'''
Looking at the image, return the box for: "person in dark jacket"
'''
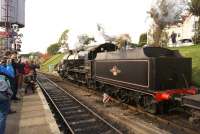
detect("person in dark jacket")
[10,52,20,100]
[24,70,36,94]
[29,61,39,81]
[171,31,177,47]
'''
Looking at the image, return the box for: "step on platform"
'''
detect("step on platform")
[5,87,60,134]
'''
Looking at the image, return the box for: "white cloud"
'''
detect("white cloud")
[21,0,152,53]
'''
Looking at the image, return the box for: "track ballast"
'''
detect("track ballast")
[37,74,122,134]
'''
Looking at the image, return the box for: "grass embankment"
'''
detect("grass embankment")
[40,53,64,72]
[172,45,200,86]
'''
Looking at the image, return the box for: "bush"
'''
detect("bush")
[139,33,147,47]
[47,43,60,55]
[193,34,200,44]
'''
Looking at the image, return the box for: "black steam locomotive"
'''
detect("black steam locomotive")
[58,43,199,114]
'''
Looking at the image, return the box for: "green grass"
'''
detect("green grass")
[41,53,64,72]
[172,45,200,86]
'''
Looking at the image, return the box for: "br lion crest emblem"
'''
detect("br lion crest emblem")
[110,65,121,76]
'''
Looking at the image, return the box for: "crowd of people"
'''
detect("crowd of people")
[0,51,38,134]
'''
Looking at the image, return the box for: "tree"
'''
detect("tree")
[139,33,147,47]
[58,29,69,53]
[47,43,60,55]
[58,29,69,46]
[76,34,96,50]
[129,43,138,48]
[78,34,95,46]
[189,0,200,44]
[149,0,187,46]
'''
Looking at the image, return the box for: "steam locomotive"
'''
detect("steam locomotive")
[57,43,200,116]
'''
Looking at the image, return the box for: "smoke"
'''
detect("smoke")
[150,0,188,27]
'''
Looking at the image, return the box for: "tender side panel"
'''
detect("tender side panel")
[155,58,192,90]
[95,60,150,89]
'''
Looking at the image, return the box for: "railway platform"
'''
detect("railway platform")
[5,87,60,134]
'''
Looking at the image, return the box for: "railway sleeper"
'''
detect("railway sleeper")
[189,110,200,125]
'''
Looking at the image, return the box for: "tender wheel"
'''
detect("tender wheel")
[138,95,158,114]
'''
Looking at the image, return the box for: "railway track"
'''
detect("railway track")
[37,74,122,134]
[44,73,199,134]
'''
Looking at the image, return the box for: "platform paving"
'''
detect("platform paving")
[5,87,60,134]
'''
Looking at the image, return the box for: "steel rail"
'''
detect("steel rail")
[47,74,199,134]
[37,77,74,133]
[37,74,122,134]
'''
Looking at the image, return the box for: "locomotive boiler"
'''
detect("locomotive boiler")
[58,43,117,84]
[58,43,198,114]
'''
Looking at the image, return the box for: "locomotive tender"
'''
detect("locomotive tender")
[58,43,199,114]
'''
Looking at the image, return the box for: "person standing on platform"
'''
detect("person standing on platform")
[0,57,15,134]
[30,60,38,81]
[24,61,31,75]
[24,69,36,94]
[10,51,20,100]
[17,57,25,96]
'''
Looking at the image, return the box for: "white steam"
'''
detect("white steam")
[150,0,188,27]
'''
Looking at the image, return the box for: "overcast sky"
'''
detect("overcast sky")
[21,0,152,53]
